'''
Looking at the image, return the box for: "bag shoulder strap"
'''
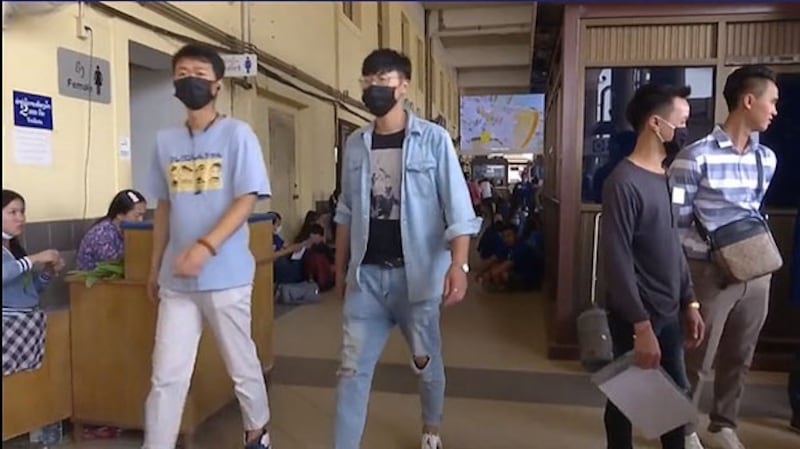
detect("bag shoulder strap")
[590,212,602,306]
[755,149,765,215]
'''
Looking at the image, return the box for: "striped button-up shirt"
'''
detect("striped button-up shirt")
[667,125,777,259]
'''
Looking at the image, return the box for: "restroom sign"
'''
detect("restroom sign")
[222,53,258,78]
[57,47,112,104]
[13,91,53,130]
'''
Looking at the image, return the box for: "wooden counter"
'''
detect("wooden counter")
[2,308,72,441]
[67,214,275,439]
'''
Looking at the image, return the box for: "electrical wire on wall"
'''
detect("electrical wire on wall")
[81,24,95,221]
[87,2,371,123]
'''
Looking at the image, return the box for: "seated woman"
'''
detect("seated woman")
[2,189,64,376]
[268,212,323,285]
[294,210,334,261]
[76,189,146,271]
[295,211,323,241]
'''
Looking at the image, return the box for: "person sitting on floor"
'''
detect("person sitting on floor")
[475,223,539,291]
[76,189,147,271]
[267,212,323,285]
[477,214,506,261]
[270,212,286,251]
[302,224,335,291]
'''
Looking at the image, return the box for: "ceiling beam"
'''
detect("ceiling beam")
[462,86,532,96]
[422,2,524,10]
[439,5,534,29]
[432,24,532,38]
[446,44,530,69]
[458,68,530,89]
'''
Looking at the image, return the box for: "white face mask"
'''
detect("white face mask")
[2,231,13,240]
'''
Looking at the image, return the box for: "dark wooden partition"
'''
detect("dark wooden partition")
[545,2,800,369]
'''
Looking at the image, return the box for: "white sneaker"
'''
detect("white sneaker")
[685,432,705,449]
[706,428,745,449]
[421,433,442,449]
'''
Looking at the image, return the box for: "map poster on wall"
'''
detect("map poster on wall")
[460,94,545,155]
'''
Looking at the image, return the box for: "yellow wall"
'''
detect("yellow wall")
[430,40,459,136]
[1,1,459,223]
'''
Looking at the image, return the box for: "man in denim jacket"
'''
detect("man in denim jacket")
[332,49,481,449]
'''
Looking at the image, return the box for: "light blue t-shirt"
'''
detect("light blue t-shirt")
[147,116,271,292]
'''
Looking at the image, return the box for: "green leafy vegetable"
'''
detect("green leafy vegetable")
[68,259,125,288]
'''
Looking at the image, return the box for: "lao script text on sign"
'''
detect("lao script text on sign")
[222,54,258,78]
[13,91,53,130]
[57,47,112,104]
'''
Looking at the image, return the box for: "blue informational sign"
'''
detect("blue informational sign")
[13,91,53,130]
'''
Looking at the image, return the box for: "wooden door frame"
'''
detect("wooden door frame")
[336,119,360,192]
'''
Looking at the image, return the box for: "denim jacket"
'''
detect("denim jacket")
[335,110,482,302]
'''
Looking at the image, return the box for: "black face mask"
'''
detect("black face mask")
[174,77,215,111]
[665,126,690,156]
[362,85,397,117]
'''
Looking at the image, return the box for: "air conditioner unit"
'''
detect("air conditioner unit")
[3,1,72,29]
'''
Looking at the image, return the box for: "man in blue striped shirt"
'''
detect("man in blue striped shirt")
[668,65,779,449]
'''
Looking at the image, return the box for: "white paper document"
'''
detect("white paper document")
[591,352,697,440]
[13,126,52,166]
[290,246,306,261]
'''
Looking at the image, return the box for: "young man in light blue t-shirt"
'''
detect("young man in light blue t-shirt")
[143,44,273,449]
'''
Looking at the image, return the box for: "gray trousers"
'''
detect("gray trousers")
[685,260,771,434]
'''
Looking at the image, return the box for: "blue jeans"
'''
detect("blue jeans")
[333,265,444,449]
[604,315,689,449]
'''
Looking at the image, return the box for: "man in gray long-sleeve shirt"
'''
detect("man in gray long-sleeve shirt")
[601,84,705,449]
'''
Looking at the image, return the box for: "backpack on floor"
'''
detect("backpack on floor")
[276,281,321,305]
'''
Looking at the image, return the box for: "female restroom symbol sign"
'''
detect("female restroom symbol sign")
[221,53,258,78]
[57,47,112,104]
[74,61,102,95]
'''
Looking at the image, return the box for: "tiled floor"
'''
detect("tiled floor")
[8,285,800,448]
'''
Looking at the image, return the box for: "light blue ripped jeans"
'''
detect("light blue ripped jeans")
[333,265,445,449]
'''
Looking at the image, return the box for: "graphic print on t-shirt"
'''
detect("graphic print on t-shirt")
[363,130,405,265]
[370,148,402,219]
[167,152,224,193]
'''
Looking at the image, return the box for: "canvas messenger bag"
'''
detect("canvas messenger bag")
[696,150,783,284]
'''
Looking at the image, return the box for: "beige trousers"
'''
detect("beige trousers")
[685,260,771,433]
